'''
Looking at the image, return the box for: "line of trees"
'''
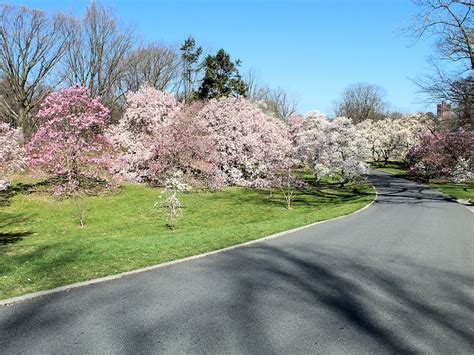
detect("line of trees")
[0,2,298,137]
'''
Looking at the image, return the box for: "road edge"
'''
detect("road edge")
[1,185,377,307]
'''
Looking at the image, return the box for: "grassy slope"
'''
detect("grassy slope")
[1,179,374,299]
[371,161,473,202]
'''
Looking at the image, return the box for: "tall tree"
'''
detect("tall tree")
[408,0,473,126]
[334,83,387,124]
[197,49,247,100]
[179,36,202,102]
[409,0,473,70]
[62,1,134,106]
[121,43,180,93]
[0,4,74,137]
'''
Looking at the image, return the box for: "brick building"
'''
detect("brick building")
[437,101,451,119]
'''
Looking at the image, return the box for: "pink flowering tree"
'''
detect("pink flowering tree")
[407,129,473,182]
[148,102,224,189]
[109,85,180,182]
[197,97,293,187]
[314,117,369,185]
[27,86,114,195]
[0,123,27,190]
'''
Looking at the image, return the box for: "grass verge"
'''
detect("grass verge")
[1,178,374,300]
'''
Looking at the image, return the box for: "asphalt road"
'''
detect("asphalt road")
[1,171,473,354]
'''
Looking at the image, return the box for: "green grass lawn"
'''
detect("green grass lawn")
[370,161,409,177]
[0,178,374,300]
[428,182,474,202]
[371,161,473,202]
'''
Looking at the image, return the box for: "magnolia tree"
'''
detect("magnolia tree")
[290,110,328,166]
[28,86,114,195]
[0,123,26,190]
[407,129,473,182]
[149,102,224,188]
[197,97,293,187]
[357,113,432,163]
[155,170,191,230]
[109,85,180,182]
[314,117,369,185]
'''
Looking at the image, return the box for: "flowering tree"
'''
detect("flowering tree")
[290,110,328,165]
[357,113,433,164]
[452,157,474,183]
[407,129,473,182]
[27,86,114,195]
[155,170,191,230]
[0,122,26,190]
[149,102,224,189]
[314,117,369,185]
[108,85,180,182]
[197,97,293,187]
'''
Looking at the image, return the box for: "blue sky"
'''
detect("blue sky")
[19,0,436,115]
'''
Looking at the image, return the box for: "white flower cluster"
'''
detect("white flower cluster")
[452,158,473,183]
[0,178,11,191]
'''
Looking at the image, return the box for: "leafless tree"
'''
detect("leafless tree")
[120,43,180,93]
[407,1,473,126]
[334,83,387,123]
[244,73,298,122]
[62,1,134,105]
[261,87,299,122]
[0,4,75,136]
[243,69,262,99]
[409,0,473,70]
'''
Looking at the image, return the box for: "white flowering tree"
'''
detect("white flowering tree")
[357,113,433,164]
[314,117,369,185]
[290,110,328,166]
[108,85,180,182]
[155,170,191,230]
[0,123,26,190]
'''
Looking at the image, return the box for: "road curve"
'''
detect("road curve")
[1,171,473,354]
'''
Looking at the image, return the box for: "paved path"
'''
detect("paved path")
[1,172,473,354]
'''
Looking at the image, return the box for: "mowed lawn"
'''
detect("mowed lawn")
[0,178,374,300]
[372,161,473,202]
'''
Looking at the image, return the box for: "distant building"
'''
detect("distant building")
[437,101,451,119]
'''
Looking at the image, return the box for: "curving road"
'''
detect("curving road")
[1,172,473,354]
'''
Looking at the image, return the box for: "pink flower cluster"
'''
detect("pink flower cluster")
[27,86,114,194]
[110,87,294,188]
[407,129,473,181]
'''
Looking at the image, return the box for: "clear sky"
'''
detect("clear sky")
[18,0,436,115]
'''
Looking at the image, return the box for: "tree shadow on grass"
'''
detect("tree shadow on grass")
[0,213,34,246]
[208,183,373,211]
[0,178,57,207]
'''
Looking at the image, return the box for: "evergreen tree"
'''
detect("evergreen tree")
[197,49,247,100]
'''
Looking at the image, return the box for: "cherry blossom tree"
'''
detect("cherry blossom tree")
[314,117,369,185]
[0,122,26,190]
[108,85,180,182]
[27,85,114,195]
[197,97,293,187]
